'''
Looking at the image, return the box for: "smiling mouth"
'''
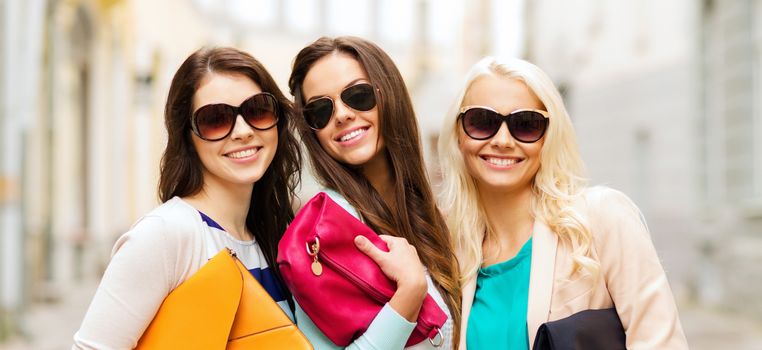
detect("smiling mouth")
[481,156,523,167]
[336,127,369,142]
[225,147,260,159]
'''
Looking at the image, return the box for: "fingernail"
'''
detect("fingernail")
[355,236,365,247]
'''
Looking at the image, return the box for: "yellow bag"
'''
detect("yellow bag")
[136,248,312,349]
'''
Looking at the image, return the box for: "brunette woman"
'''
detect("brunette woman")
[287,36,461,349]
[73,47,301,349]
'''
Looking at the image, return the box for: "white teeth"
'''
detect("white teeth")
[339,128,367,142]
[227,148,257,159]
[484,157,518,166]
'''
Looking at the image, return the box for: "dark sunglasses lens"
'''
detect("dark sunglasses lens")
[304,98,333,129]
[241,94,279,130]
[462,109,502,140]
[341,84,376,111]
[194,105,236,140]
[509,111,547,142]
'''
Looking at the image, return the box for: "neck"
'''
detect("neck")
[361,151,396,210]
[183,173,254,241]
[478,184,535,249]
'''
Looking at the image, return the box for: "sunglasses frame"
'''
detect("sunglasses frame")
[458,105,550,143]
[191,92,280,141]
[302,83,380,130]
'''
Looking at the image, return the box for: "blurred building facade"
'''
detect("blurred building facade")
[0,0,303,340]
[0,0,523,344]
[1,0,164,339]
[525,0,762,319]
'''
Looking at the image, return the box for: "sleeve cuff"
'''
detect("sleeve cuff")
[358,303,416,349]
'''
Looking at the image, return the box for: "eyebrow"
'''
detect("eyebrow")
[305,78,368,103]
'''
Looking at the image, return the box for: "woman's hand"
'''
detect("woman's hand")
[354,234,428,322]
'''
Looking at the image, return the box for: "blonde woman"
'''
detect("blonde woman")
[437,57,688,349]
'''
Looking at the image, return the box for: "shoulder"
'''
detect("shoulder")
[140,196,200,224]
[319,188,361,220]
[579,186,645,226]
[580,186,639,212]
[576,186,651,249]
[112,197,205,258]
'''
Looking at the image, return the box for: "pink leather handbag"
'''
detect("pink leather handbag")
[277,192,447,347]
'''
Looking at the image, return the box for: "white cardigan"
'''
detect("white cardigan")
[72,197,279,349]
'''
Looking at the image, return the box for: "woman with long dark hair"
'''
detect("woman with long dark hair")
[73,47,301,349]
[288,36,461,349]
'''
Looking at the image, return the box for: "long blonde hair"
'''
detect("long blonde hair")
[437,56,598,284]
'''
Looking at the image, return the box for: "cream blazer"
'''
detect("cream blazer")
[459,187,688,349]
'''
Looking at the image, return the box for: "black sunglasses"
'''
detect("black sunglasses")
[191,92,279,141]
[459,106,549,143]
[303,83,378,129]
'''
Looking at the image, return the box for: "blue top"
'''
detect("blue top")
[196,210,293,317]
[467,237,533,350]
[197,211,287,302]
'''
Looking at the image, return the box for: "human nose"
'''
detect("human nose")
[332,98,356,125]
[489,122,516,148]
[229,114,254,141]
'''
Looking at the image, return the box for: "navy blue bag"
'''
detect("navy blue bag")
[533,308,626,350]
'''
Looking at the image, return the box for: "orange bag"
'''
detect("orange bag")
[136,248,312,349]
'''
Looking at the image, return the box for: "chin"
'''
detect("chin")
[236,171,267,185]
[477,178,524,191]
[340,151,375,166]
[340,159,366,167]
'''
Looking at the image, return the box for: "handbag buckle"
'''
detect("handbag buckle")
[428,328,444,348]
[306,237,323,276]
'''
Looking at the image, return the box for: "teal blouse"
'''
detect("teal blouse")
[467,237,533,350]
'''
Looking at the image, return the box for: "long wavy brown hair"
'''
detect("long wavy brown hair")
[159,47,302,306]
[289,36,461,342]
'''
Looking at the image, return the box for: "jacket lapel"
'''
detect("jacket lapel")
[526,219,557,348]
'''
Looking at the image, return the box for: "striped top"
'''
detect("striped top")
[197,211,291,316]
[73,197,292,349]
